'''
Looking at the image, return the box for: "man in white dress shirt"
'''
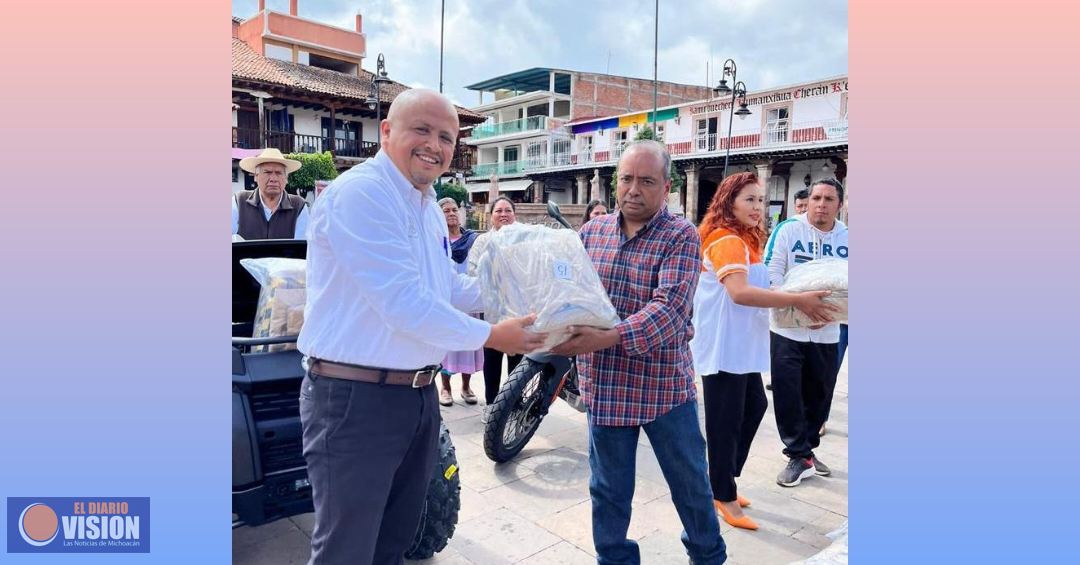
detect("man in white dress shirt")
[297,88,546,564]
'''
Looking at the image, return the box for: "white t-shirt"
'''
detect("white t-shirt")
[690,229,771,375]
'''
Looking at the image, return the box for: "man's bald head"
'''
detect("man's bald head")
[381,88,461,190]
[385,88,459,130]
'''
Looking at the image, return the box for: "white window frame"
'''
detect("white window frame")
[696,119,709,151]
[764,105,791,145]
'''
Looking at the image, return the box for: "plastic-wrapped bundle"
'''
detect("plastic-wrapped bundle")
[240,257,307,352]
[771,257,848,329]
[801,520,848,565]
[475,223,620,352]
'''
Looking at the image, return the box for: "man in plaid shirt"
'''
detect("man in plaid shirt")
[553,140,726,564]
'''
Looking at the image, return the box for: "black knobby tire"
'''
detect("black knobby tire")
[483,359,552,463]
[404,421,461,560]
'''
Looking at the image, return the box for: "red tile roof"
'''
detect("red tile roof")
[232,38,484,123]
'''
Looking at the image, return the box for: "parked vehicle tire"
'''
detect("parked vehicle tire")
[404,421,460,560]
[483,359,551,463]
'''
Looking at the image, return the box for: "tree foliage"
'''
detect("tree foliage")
[435,180,469,205]
[285,151,338,193]
[609,126,683,198]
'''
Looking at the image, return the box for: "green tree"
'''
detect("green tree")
[285,151,338,193]
[435,180,469,205]
[635,125,657,141]
[609,126,683,199]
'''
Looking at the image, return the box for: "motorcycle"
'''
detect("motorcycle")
[482,202,588,463]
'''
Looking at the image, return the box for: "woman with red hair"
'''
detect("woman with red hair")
[690,172,835,530]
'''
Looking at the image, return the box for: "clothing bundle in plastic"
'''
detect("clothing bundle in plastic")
[771,257,848,329]
[240,257,307,352]
[474,223,620,352]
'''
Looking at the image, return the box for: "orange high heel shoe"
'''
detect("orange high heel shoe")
[736,495,751,508]
[714,500,759,530]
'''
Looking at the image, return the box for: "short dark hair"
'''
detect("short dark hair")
[489,195,516,213]
[794,189,810,201]
[810,179,844,202]
[583,199,606,223]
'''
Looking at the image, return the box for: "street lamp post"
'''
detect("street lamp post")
[652,0,658,134]
[365,53,391,146]
[439,0,445,93]
[712,59,752,179]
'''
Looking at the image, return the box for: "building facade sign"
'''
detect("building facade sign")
[687,79,848,114]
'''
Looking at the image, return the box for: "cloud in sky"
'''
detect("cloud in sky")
[233,0,847,108]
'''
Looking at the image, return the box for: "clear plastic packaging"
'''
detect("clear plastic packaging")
[801,520,848,565]
[771,257,848,329]
[240,257,307,352]
[474,223,620,352]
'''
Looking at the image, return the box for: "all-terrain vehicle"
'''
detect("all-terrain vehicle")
[231,239,460,559]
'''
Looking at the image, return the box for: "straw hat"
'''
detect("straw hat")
[239,148,302,174]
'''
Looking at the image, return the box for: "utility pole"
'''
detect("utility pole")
[652,0,659,130]
[439,0,445,93]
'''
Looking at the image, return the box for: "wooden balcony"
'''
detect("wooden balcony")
[449,143,474,175]
[232,127,378,158]
[234,127,475,175]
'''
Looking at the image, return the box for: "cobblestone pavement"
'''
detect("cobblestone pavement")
[234,357,848,564]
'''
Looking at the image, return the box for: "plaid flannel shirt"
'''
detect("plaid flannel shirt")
[578,207,702,427]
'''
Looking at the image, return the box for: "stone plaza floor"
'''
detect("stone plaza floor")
[233,357,848,564]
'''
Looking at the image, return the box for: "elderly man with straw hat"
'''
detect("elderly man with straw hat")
[232,148,309,240]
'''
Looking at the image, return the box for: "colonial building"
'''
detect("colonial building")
[461,68,715,206]
[464,74,849,224]
[230,1,484,194]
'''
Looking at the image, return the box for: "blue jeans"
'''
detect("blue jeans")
[588,400,726,565]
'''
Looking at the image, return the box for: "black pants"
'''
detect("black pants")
[769,332,840,460]
[300,373,439,565]
[702,371,768,501]
[824,324,849,423]
[482,348,522,404]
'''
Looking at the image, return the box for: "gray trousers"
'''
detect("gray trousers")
[300,372,440,565]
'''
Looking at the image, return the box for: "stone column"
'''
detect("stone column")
[754,161,773,187]
[575,174,588,203]
[532,179,545,203]
[754,160,775,228]
[684,163,700,224]
[487,173,499,203]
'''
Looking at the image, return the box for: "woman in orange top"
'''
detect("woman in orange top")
[690,172,834,530]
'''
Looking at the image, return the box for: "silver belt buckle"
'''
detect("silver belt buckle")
[412,369,432,388]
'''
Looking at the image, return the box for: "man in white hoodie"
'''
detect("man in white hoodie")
[763,179,848,487]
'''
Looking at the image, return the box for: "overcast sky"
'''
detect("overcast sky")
[232,0,847,108]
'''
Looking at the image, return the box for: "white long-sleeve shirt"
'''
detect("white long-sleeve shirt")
[297,151,490,369]
[764,214,848,344]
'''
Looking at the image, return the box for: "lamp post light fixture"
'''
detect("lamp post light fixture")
[721,81,750,179]
[365,53,391,145]
[713,59,752,179]
[712,58,735,98]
